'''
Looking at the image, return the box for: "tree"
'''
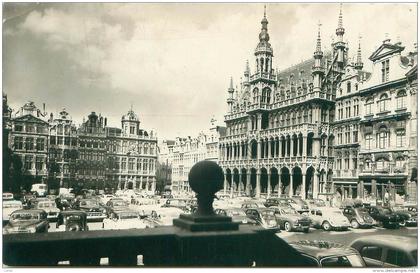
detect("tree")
[156,161,171,193]
[3,147,13,192]
[10,154,23,194]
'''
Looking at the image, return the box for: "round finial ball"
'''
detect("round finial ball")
[188,161,224,195]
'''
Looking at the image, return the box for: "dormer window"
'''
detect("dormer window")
[381,59,390,82]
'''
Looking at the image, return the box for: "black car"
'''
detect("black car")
[290,240,366,267]
[342,207,375,229]
[390,206,418,227]
[367,206,402,228]
[56,211,89,232]
[75,199,107,222]
[245,208,280,231]
[264,198,291,208]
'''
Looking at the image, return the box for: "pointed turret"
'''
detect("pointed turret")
[355,35,364,70]
[334,3,346,68]
[227,77,235,113]
[312,22,324,93]
[254,5,273,75]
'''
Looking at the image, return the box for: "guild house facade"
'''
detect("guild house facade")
[218,6,417,202]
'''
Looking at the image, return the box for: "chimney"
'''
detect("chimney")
[43,103,46,115]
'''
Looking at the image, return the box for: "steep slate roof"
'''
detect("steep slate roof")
[12,114,48,124]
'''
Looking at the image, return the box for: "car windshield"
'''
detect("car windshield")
[119,213,139,220]
[281,207,298,214]
[11,212,40,221]
[3,203,22,209]
[113,201,128,207]
[227,210,246,217]
[261,210,275,217]
[38,202,56,208]
[321,255,364,267]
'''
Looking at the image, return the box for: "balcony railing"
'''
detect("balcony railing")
[4,161,312,267]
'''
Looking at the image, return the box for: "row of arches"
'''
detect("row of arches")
[224,166,333,199]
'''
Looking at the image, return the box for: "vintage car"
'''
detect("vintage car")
[350,235,417,267]
[3,192,14,201]
[105,199,130,217]
[56,211,89,232]
[76,199,107,222]
[214,208,256,225]
[102,210,155,230]
[3,209,49,234]
[308,207,351,231]
[145,207,184,226]
[390,205,418,227]
[367,206,402,228]
[100,194,115,205]
[342,207,375,229]
[285,197,310,214]
[34,200,60,221]
[290,240,366,267]
[244,208,281,231]
[161,198,189,211]
[3,200,23,224]
[264,198,292,208]
[240,201,266,210]
[269,206,312,232]
[306,199,327,209]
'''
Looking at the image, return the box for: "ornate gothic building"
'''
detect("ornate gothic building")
[218,7,417,201]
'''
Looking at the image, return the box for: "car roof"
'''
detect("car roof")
[12,209,46,214]
[351,235,417,252]
[3,200,22,204]
[60,210,87,216]
[290,241,359,260]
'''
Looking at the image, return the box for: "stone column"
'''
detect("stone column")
[371,179,377,199]
[257,140,262,159]
[278,172,283,197]
[279,138,283,157]
[223,172,228,195]
[313,172,319,199]
[256,171,261,198]
[230,178,234,198]
[302,136,307,157]
[246,172,251,196]
[257,114,262,130]
[268,140,272,158]
[381,184,385,201]
[349,185,353,199]
[274,140,277,157]
[289,174,294,197]
[301,173,306,199]
[313,137,321,157]
[151,178,156,193]
[238,172,243,195]
[267,171,271,198]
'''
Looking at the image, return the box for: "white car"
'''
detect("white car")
[3,200,23,222]
[35,200,60,221]
[100,194,115,204]
[102,210,155,230]
[309,207,351,231]
[145,207,184,226]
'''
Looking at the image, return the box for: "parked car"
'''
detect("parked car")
[161,198,189,210]
[34,200,60,221]
[145,207,184,226]
[214,208,256,225]
[3,209,49,234]
[342,207,375,229]
[308,207,350,231]
[390,205,418,227]
[105,199,130,217]
[76,199,107,222]
[306,199,327,209]
[3,200,23,224]
[264,198,292,208]
[285,197,310,214]
[100,194,115,205]
[240,201,266,210]
[31,183,48,197]
[290,240,366,267]
[3,192,14,201]
[102,210,155,230]
[367,206,402,228]
[350,235,417,267]
[244,208,280,231]
[56,211,89,232]
[269,206,311,232]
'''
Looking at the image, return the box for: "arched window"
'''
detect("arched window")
[376,158,389,171]
[377,125,388,149]
[365,97,374,115]
[253,88,258,103]
[378,93,388,112]
[266,89,271,103]
[395,157,405,169]
[260,58,264,73]
[396,90,407,109]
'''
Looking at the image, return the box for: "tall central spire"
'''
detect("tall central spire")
[355,35,364,70]
[316,21,322,52]
[338,3,343,29]
[259,5,269,42]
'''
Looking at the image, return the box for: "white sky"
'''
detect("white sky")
[3,3,417,140]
